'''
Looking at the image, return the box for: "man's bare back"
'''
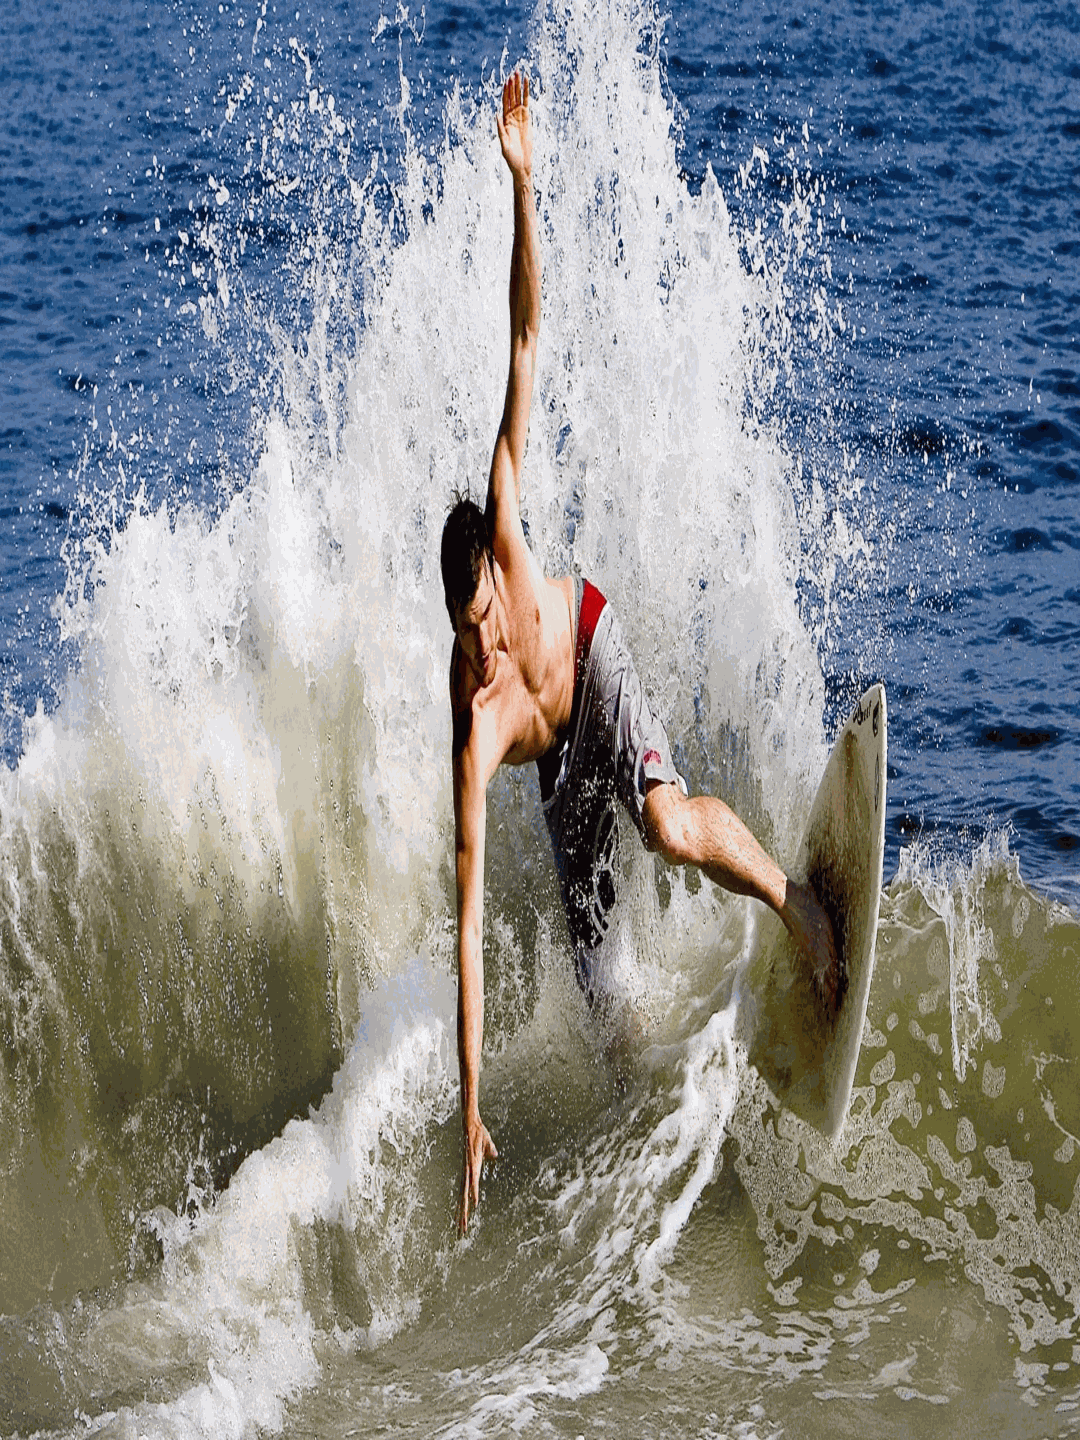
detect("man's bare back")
[440,72,839,1236]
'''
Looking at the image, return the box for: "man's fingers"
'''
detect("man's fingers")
[502,69,527,122]
[458,1125,497,1235]
[459,1146,479,1233]
[457,1177,469,1235]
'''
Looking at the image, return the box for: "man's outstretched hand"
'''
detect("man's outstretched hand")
[458,1108,498,1235]
[497,70,532,181]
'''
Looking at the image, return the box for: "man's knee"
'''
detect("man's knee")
[642,783,692,866]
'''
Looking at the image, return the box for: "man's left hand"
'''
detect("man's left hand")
[497,70,532,181]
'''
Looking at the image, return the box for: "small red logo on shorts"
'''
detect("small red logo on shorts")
[643,749,662,768]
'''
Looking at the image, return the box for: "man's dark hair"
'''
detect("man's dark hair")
[440,493,493,624]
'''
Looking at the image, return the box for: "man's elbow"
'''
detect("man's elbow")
[511,334,538,388]
[455,883,483,957]
[463,910,483,952]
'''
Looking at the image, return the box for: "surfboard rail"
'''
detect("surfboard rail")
[742,684,888,1140]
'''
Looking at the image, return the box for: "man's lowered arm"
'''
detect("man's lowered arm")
[453,716,499,1235]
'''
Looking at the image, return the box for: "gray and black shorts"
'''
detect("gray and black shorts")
[537,575,679,1001]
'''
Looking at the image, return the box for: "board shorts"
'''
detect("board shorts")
[536,575,680,1003]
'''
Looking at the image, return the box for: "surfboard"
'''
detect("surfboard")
[740,684,887,1141]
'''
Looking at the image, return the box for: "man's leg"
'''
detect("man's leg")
[641,780,840,1007]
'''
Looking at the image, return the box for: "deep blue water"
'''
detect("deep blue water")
[662,0,1080,890]
[2,0,1077,902]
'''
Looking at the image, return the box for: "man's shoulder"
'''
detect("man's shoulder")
[452,705,473,761]
[448,636,464,696]
[449,644,499,764]
[496,546,570,630]
[448,642,474,746]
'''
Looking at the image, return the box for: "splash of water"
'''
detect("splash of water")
[0,0,878,1430]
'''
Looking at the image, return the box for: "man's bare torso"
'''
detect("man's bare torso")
[451,565,576,770]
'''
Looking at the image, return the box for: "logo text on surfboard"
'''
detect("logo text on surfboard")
[854,693,882,737]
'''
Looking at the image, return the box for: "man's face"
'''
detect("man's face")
[454,561,498,687]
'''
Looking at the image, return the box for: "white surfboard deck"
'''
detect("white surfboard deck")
[741,684,887,1141]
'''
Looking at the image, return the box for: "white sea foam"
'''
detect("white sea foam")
[73,957,457,1438]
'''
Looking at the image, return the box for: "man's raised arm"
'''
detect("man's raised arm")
[486,71,541,560]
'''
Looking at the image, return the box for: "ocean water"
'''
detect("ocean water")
[0,0,1078,1435]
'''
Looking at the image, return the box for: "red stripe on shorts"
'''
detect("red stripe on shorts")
[575,579,607,685]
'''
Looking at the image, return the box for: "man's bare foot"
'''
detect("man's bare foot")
[782,880,841,1012]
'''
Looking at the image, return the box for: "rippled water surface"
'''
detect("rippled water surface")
[0,0,1078,1436]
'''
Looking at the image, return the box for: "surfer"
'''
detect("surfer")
[443,71,839,1234]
